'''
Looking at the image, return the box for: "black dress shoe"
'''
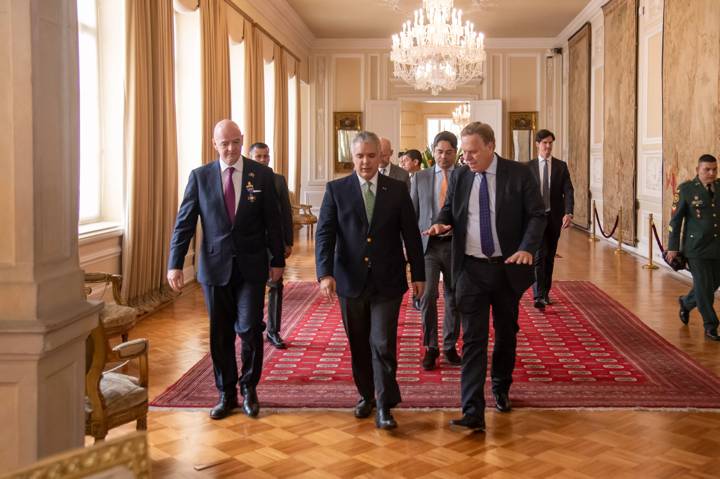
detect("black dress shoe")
[533,298,546,310]
[444,347,462,365]
[209,392,238,420]
[267,333,287,349]
[678,296,690,325]
[241,385,260,417]
[493,391,512,412]
[422,348,439,370]
[705,329,720,341]
[544,295,553,305]
[375,408,398,429]
[353,397,376,418]
[449,415,485,431]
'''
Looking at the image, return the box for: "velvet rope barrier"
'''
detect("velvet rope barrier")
[593,204,620,239]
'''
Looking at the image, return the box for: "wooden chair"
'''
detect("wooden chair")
[85,320,149,443]
[84,272,138,342]
[291,197,318,240]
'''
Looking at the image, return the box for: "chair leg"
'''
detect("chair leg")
[121,332,129,342]
[137,415,147,431]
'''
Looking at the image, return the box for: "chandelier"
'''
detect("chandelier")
[390,0,486,95]
[452,102,471,127]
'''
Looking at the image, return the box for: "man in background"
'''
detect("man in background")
[167,120,285,420]
[379,137,411,190]
[427,122,545,431]
[411,132,461,370]
[316,131,425,429]
[527,130,574,309]
[400,149,423,178]
[249,142,294,349]
[667,154,720,341]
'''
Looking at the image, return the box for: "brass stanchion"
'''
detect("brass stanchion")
[589,199,599,242]
[642,213,659,269]
[614,207,627,255]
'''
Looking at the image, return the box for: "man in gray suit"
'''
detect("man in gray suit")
[249,142,294,349]
[379,137,411,190]
[411,131,461,370]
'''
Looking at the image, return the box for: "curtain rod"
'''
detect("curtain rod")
[224,1,301,63]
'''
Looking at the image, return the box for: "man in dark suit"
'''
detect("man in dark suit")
[527,129,574,309]
[667,154,720,341]
[379,137,411,190]
[167,120,285,420]
[411,131,461,370]
[427,121,546,431]
[316,131,425,430]
[249,142,293,349]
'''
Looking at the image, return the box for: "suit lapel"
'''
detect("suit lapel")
[495,157,507,219]
[210,161,233,230]
[350,173,369,231]
[232,158,252,228]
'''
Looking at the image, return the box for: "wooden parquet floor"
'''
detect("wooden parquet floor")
[100,227,720,478]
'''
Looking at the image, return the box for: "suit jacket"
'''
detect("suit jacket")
[668,177,720,259]
[385,163,411,190]
[316,172,425,299]
[527,157,575,232]
[273,173,294,247]
[168,157,285,286]
[435,156,546,294]
[411,166,452,252]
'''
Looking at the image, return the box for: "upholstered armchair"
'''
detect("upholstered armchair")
[84,272,138,342]
[85,321,149,443]
[291,197,318,239]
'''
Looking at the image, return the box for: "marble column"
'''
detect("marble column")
[0,0,100,469]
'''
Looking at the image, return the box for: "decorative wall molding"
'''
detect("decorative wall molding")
[555,0,608,47]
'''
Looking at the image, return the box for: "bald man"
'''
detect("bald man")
[168,120,285,420]
[378,137,411,190]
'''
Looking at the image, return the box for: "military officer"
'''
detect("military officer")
[667,154,720,341]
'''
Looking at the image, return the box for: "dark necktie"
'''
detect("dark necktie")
[479,172,495,257]
[708,183,714,200]
[224,166,236,225]
[542,159,550,210]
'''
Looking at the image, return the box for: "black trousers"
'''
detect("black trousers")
[455,256,521,418]
[202,262,266,393]
[266,277,283,336]
[533,217,561,300]
[339,282,403,410]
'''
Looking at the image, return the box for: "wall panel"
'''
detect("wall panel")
[568,23,591,228]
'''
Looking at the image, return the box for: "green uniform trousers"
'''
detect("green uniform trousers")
[682,258,720,332]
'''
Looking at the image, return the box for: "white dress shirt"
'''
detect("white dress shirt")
[434,164,455,215]
[220,158,242,214]
[465,154,503,258]
[357,172,379,195]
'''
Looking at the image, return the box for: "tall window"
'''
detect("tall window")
[78,0,101,222]
[287,75,297,193]
[426,117,461,149]
[229,39,245,133]
[263,60,275,168]
[173,8,202,200]
[77,0,125,228]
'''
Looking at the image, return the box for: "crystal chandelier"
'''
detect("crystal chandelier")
[390,0,486,95]
[452,102,471,127]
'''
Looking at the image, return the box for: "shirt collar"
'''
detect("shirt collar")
[539,156,551,163]
[435,164,455,174]
[358,172,379,189]
[477,154,498,176]
[220,158,243,173]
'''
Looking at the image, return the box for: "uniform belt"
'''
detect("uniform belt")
[465,254,505,264]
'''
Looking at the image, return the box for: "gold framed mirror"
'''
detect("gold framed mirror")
[508,111,538,162]
[334,112,362,173]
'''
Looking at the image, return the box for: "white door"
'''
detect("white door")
[468,100,503,156]
[365,100,401,160]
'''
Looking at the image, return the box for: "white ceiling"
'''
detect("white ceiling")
[286,0,591,39]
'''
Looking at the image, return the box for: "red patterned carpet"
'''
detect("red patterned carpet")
[151,281,720,409]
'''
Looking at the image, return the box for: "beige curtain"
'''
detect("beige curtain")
[602,0,638,245]
[273,44,288,176]
[122,0,179,310]
[567,23,591,229]
[244,22,265,150]
[293,70,302,198]
[200,0,231,164]
[662,0,720,243]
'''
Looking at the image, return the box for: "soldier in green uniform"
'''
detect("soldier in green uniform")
[667,154,720,341]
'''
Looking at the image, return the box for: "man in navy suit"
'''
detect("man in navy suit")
[167,119,285,420]
[427,122,545,431]
[316,131,425,429]
[527,129,574,309]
